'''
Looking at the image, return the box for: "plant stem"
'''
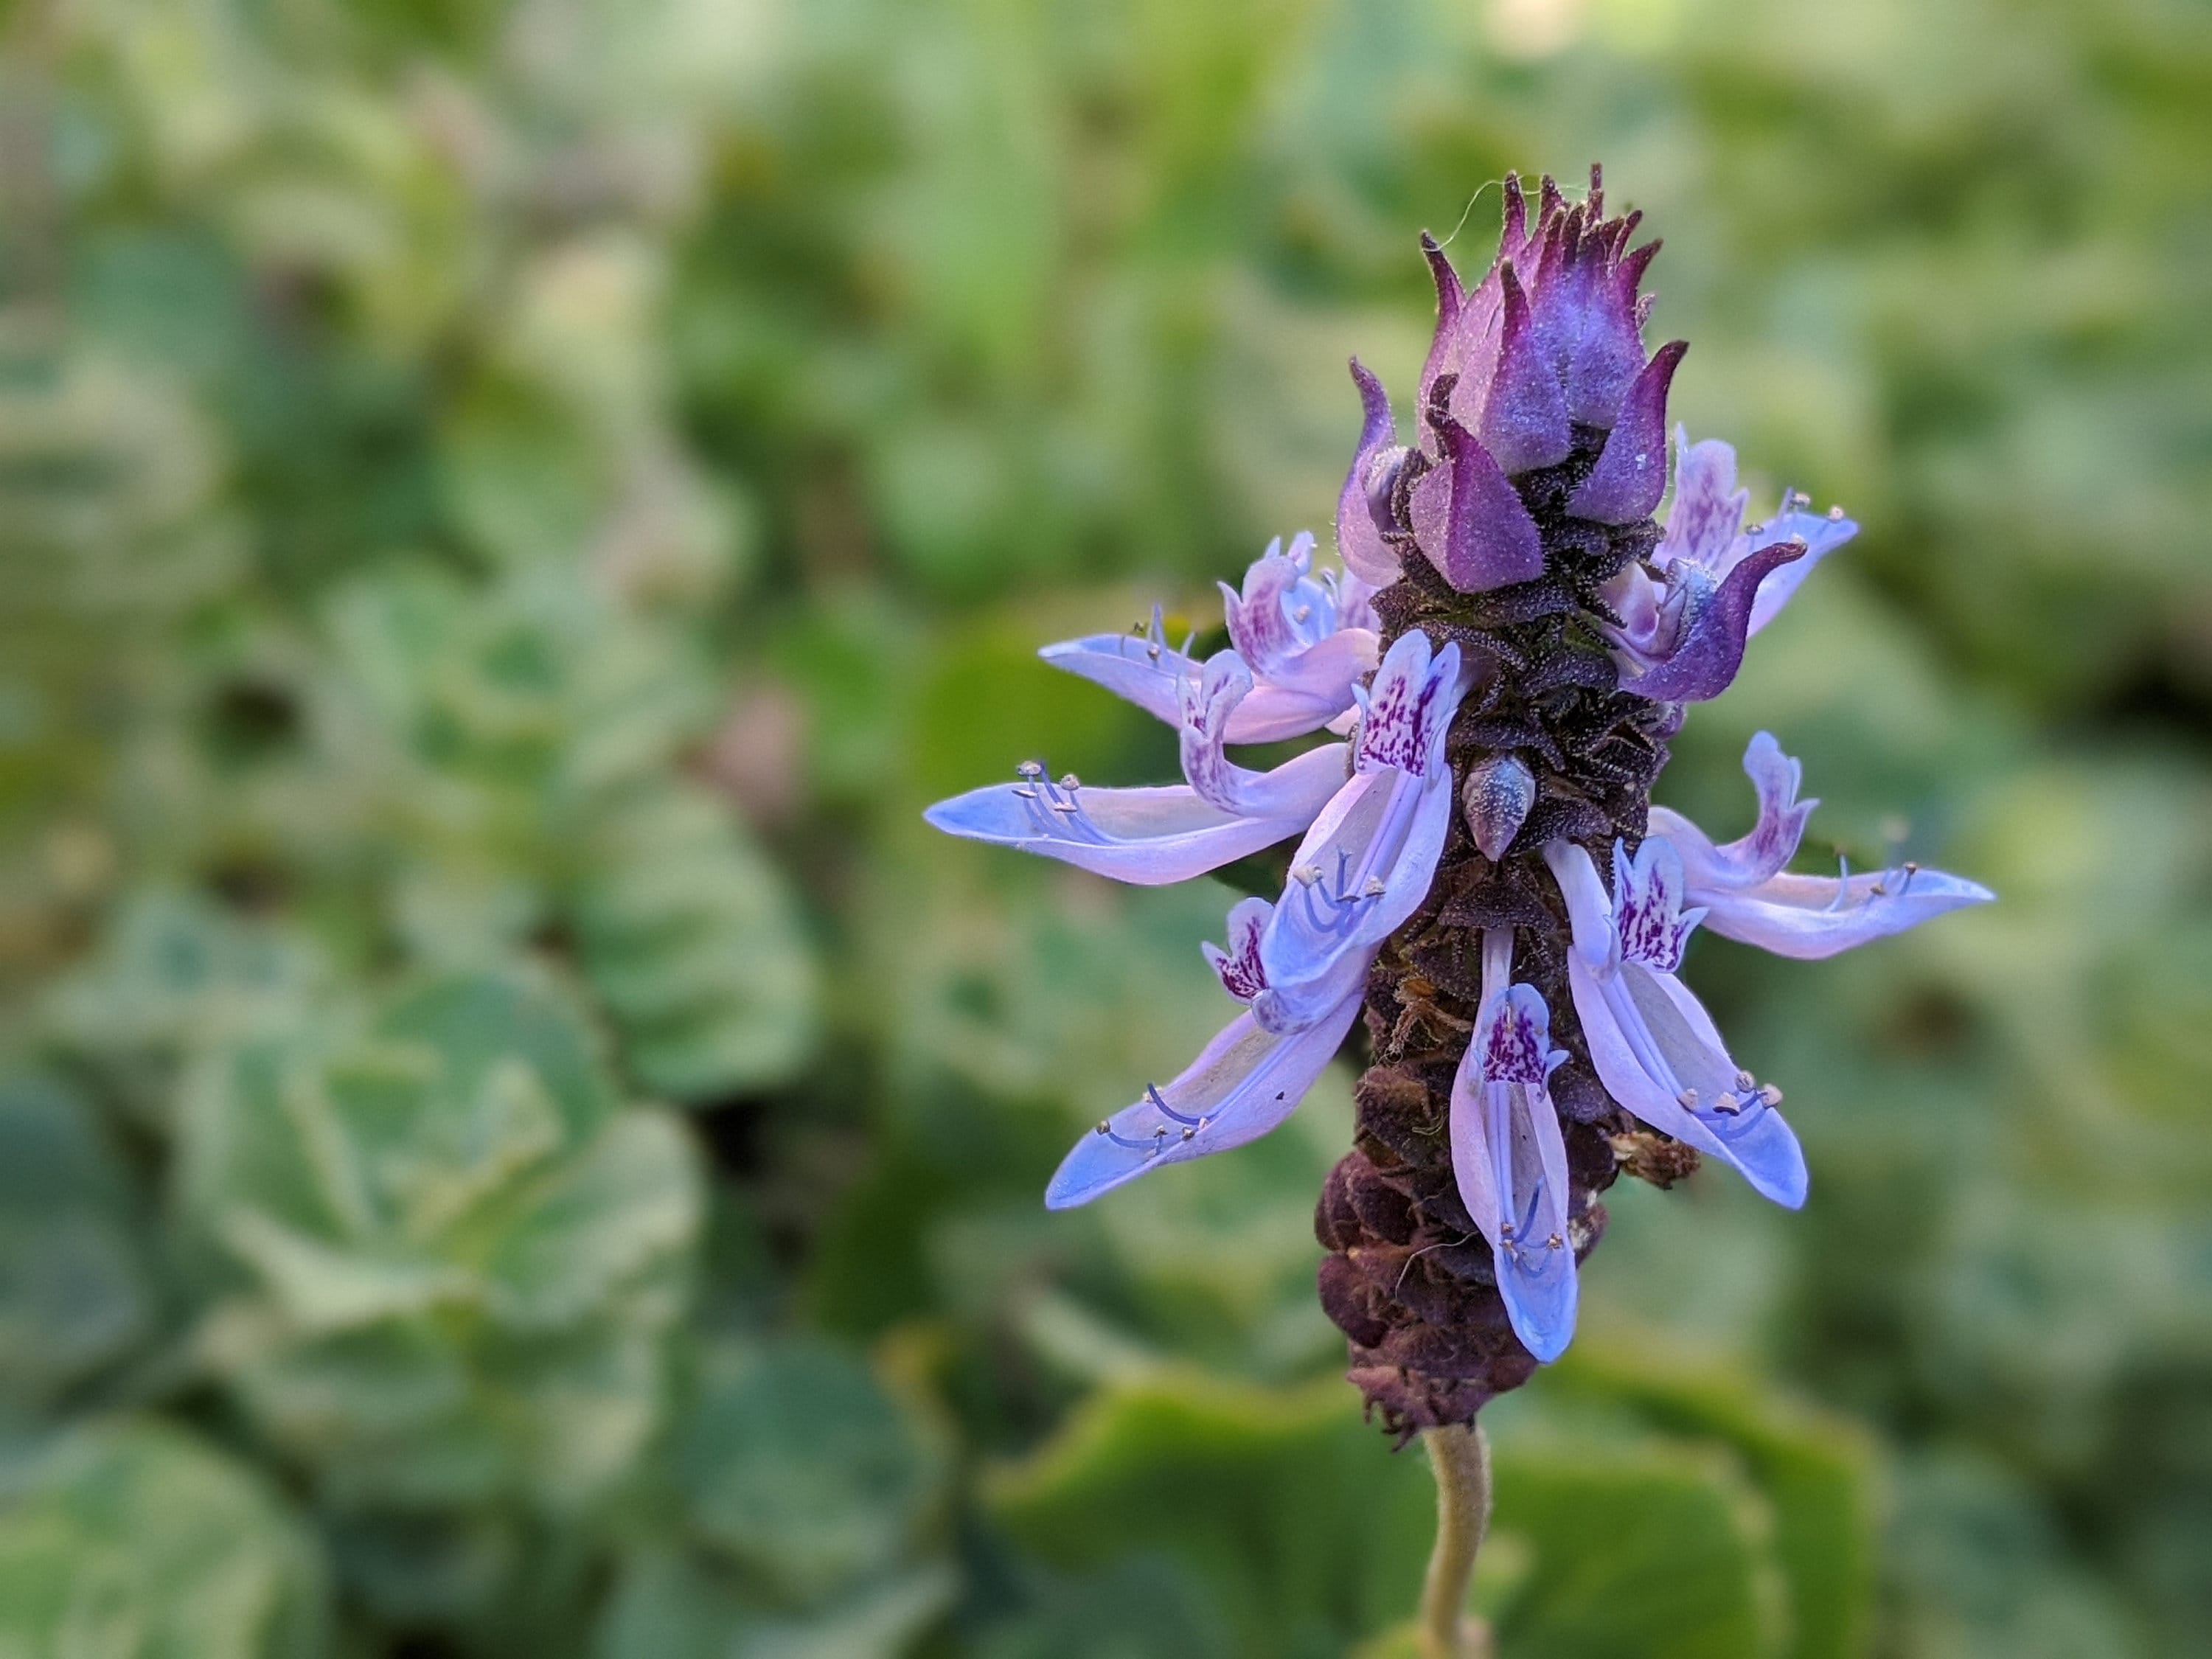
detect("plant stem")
[1417,1422,1493,1659]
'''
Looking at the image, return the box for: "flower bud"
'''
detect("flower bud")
[1461,753,1536,862]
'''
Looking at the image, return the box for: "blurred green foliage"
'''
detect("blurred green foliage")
[0,0,2206,1655]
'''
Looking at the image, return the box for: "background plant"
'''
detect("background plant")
[0,1,2205,1656]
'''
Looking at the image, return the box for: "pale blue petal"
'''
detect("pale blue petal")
[1649,731,1816,891]
[1745,504,1857,635]
[1043,986,1365,1208]
[924,769,1329,886]
[1565,950,1806,1208]
[1038,632,1197,728]
[1256,760,1451,1027]
[1697,866,1994,960]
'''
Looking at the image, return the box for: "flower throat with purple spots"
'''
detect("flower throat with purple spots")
[927,167,1992,1436]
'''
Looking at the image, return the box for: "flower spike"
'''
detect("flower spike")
[929,167,1989,1430]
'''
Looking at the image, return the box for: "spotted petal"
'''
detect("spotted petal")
[1450,982,1578,1361]
[1657,429,1750,571]
[1545,839,1806,1208]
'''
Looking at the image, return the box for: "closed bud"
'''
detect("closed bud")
[1461,753,1537,862]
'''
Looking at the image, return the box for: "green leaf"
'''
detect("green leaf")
[0,1075,156,1410]
[987,1372,1790,1659]
[1543,1344,1879,1659]
[181,968,704,1514]
[675,1340,946,1605]
[0,1419,327,1659]
[572,787,820,1102]
[594,1551,953,1659]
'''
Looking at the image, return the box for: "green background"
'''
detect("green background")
[1,0,2205,1654]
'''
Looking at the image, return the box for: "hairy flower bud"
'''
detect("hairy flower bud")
[1461,754,1537,862]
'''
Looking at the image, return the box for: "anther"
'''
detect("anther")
[1362,877,1387,898]
[1060,773,1080,790]
[1826,504,1846,521]
[1018,760,1044,779]
[1677,1088,1700,1107]
[1735,1069,1756,1091]
[1292,863,1321,886]
[1145,1084,1207,1129]
[1759,1084,1784,1106]
[1712,1093,1742,1116]
[1546,1233,1564,1250]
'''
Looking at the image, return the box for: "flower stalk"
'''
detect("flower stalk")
[1419,1423,1494,1659]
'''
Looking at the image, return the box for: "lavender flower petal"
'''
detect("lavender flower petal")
[1649,731,1818,890]
[1745,501,1858,635]
[1691,865,1995,960]
[1044,968,1365,1209]
[1545,838,1808,1208]
[1657,430,1750,571]
[1450,978,1578,1362]
[923,745,1346,886]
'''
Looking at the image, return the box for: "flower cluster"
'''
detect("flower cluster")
[928,167,1991,1434]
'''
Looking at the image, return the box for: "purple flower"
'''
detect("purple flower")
[1037,630,1470,1204]
[1600,431,1860,702]
[935,621,1470,1206]
[1448,931,1579,1360]
[930,168,1995,1409]
[1650,731,1995,959]
[1040,534,1378,743]
[1545,835,1810,1207]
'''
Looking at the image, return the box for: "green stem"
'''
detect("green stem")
[1418,1422,1494,1659]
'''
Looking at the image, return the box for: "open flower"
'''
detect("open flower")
[1044,898,1368,1209]
[936,625,1469,1209]
[1039,533,1378,742]
[1650,730,1995,957]
[1255,631,1470,1030]
[1545,835,1809,1208]
[1448,931,1579,1361]
[923,649,1352,885]
[1599,431,1860,702]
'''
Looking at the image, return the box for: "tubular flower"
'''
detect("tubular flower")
[927,166,1993,1439]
